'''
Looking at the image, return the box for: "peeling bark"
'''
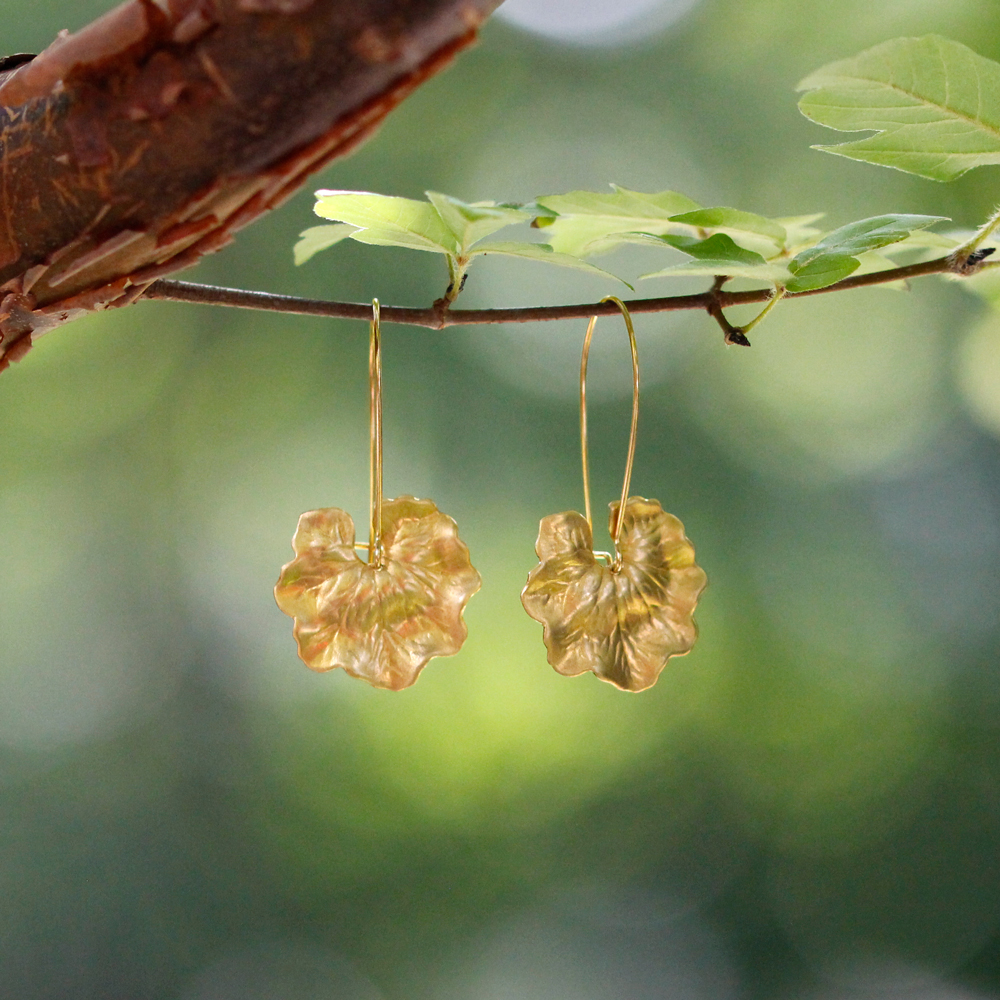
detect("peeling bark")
[0,0,502,371]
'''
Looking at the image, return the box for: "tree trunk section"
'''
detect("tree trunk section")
[0,0,502,371]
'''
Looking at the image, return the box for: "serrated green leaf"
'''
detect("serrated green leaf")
[664,233,770,264]
[537,185,701,220]
[794,213,947,265]
[293,224,359,266]
[640,233,791,282]
[797,35,1000,181]
[469,242,632,287]
[785,213,947,291]
[314,190,459,253]
[785,255,860,292]
[668,206,787,253]
[534,184,701,257]
[425,192,529,253]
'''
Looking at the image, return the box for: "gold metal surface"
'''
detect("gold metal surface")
[275,497,481,690]
[522,299,707,692]
[369,299,383,567]
[580,296,639,555]
[275,300,479,689]
[521,498,706,692]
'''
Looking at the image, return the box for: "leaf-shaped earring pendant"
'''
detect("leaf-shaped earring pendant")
[275,301,480,691]
[521,297,707,693]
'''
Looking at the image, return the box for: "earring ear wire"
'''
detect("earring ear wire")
[352,299,386,565]
[368,298,384,568]
[580,295,640,568]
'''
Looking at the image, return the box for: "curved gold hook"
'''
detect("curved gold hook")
[580,295,640,561]
[369,299,384,568]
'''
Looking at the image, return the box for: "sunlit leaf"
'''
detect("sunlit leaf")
[640,232,789,281]
[314,190,459,253]
[470,241,632,286]
[293,224,359,266]
[425,192,530,253]
[535,184,701,257]
[797,35,1000,181]
[669,206,787,254]
[537,185,700,220]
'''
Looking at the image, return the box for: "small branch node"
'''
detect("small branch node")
[706,280,750,346]
[429,297,450,328]
[949,246,996,276]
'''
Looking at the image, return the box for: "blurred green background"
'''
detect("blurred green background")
[6,1,1000,997]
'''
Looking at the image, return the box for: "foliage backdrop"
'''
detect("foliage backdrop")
[4,1,1000,997]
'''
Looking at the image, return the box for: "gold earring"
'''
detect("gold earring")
[520,296,707,693]
[274,300,481,690]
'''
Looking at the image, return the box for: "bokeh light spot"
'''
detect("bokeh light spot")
[495,0,702,47]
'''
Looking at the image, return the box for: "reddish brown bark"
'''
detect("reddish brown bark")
[0,0,501,371]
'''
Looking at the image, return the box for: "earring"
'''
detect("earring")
[274,300,480,691]
[521,297,707,693]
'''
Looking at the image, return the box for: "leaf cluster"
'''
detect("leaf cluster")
[295,34,1000,313]
[298,185,953,298]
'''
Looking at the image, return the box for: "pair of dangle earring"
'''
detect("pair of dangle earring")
[521,297,707,693]
[274,301,481,691]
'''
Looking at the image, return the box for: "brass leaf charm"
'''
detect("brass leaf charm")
[521,496,707,693]
[275,496,480,690]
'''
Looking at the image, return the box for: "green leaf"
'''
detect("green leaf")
[797,35,1000,181]
[785,254,860,292]
[664,233,770,263]
[785,213,947,292]
[313,190,459,253]
[534,185,701,257]
[425,193,529,253]
[668,206,787,254]
[469,242,632,287]
[293,224,359,266]
[537,185,701,220]
[643,259,792,281]
[640,233,791,281]
[794,214,947,265]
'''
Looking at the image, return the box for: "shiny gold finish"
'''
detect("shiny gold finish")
[275,300,480,689]
[275,498,480,690]
[522,300,707,692]
[580,296,639,560]
[522,500,706,692]
[369,299,384,567]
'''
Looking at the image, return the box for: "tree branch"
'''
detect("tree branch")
[141,252,979,333]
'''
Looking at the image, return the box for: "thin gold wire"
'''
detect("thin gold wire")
[369,299,384,568]
[580,295,640,564]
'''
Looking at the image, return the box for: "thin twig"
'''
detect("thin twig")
[141,254,969,329]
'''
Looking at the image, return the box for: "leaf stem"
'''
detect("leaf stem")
[739,285,787,338]
[443,254,470,305]
[952,205,1000,273]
